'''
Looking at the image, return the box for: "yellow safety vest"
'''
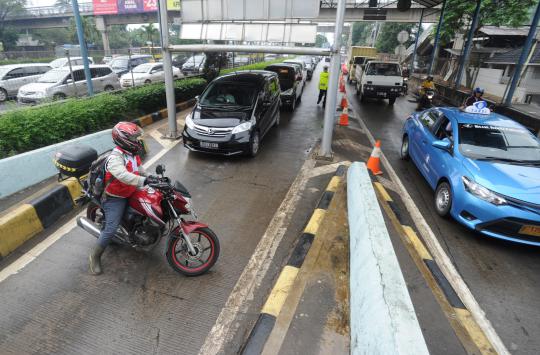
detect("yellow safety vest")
[319,72,329,90]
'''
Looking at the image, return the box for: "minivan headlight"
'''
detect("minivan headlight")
[231,121,252,134]
[185,113,195,130]
[462,177,506,205]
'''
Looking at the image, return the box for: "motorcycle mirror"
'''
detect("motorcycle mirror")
[156,164,165,175]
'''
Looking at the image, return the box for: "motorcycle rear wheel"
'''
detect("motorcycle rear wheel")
[166,227,220,276]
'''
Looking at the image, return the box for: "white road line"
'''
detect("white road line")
[198,155,317,355]
[354,111,510,355]
[0,136,182,284]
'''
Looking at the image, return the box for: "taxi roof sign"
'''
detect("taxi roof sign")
[464,101,490,115]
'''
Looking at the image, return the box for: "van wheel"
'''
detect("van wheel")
[289,98,296,112]
[104,85,114,91]
[145,79,151,84]
[274,110,281,127]
[389,97,396,105]
[0,88,7,102]
[53,93,66,101]
[247,130,260,157]
[359,91,365,103]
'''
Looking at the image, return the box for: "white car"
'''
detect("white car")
[0,63,51,102]
[120,62,182,88]
[182,55,206,75]
[18,65,120,104]
[49,57,94,69]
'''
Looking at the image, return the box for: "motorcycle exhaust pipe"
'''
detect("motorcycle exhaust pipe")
[77,217,101,238]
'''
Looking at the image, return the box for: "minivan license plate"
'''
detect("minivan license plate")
[377,92,386,97]
[200,141,218,149]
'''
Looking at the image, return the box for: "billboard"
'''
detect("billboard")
[167,0,181,10]
[93,0,118,15]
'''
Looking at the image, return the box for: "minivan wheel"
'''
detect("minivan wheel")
[435,182,452,218]
[389,97,396,105]
[53,93,66,101]
[104,85,114,91]
[0,88,7,102]
[274,110,280,127]
[144,79,151,84]
[289,98,296,112]
[248,131,260,157]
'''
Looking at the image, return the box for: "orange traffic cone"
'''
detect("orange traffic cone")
[367,140,383,175]
[340,94,348,109]
[339,107,349,126]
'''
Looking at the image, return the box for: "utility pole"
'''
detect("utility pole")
[71,0,93,96]
[427,0,447,76]
[410,8,424,74]
[454,0,481,89]
[158,0,179,138]
[319,0,346,158]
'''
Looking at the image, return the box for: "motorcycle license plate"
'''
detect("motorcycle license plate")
[200,141,219,149]
[377,92,386,97]
[519,225,540,237]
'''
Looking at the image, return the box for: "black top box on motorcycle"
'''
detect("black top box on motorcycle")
[54,145,98,178]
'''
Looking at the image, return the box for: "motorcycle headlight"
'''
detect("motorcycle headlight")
[185,113,195,130]
[231,121,252,134]
[462,177,506,205]
[427,94,434,99]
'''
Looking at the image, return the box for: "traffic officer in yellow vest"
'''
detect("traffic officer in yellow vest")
[317,66,329,108]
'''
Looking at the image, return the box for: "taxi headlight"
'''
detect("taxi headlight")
[462,177,506,205]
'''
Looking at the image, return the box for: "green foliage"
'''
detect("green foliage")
[437,0,537,44]
[315,34,329,47]
[375,23,416,53]
[219,59,286,75]
[351,22,374,46]
[0,57,56,65]
[0,78,207,158]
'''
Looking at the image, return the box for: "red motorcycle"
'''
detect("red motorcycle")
[77,164,220,276]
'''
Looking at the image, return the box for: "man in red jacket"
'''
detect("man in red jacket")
[89,122,157,275]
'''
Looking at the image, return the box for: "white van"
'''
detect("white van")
[18,65,120,104]
[355,61,403,105]
[0,63,51,102]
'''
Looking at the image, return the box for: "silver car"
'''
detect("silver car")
[17,65,120,104]
[0,63,51,102]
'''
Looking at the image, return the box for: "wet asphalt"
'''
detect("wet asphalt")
[346,85,540,355]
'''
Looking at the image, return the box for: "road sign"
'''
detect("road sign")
[394,44,406,57]
[397,30,409,44]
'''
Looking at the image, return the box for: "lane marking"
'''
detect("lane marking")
[260,266,299,318]
[355,113,509,355]
[455,308,497,355]
[402,225,432,261]
[326,176,341,193]
[375,175,399,193]
[305,161,351,178]
[0,126,184,284]
[198,156,317,355]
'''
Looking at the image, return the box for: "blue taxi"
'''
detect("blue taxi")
[400,104,540,246]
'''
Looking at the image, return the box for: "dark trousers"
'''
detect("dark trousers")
[317,89,327,108]
[97,196,128,248]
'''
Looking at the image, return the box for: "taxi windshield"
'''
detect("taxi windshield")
[459,123,540,164]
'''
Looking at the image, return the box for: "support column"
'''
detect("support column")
[504,1,540,106]
[158,0,178,138]
[410,8,424,74]
[95,16,111,57]
[454,0,482,89]
[427,0,447,76]
[319,0,346,158]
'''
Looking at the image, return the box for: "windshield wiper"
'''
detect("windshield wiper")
[478,157,540,165]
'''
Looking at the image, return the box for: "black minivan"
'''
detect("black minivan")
[182,71,281,157]
[264,63,303,111]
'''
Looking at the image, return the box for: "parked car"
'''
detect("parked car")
[172,53,190,68]
[286,57,313,80]
[182,55,206,76]
[182,71,281,157]
[401,105,540,246]
[49,57,94,69]
[120,62,182,88]
[0,63,51,102]
[265,63,303,111]
[102,56,113,64]
[283,60,306,88]
[109,54,153,76]
[355,61,403,105]
[18,65,120,104]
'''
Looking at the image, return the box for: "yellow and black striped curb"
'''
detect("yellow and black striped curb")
[372,180,497,355]
[241,165,346,355]
[0,98,197,259]
[132,98,196,128]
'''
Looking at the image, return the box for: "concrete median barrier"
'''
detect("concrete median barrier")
[347,162,429,355]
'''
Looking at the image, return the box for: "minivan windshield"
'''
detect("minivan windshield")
[49,58,67,68]
[459,123,540,164]
[366,63,401,76]
[38,69,69,83]
[200,81,257,107]
[266,67,294,91]
[110,58,128,70]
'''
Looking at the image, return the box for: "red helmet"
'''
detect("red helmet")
[112,122,144,154]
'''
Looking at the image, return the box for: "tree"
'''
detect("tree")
[142,23,159,47]
[0,0,26,49]
[69,16,101,47]
[315,34,329,47]
[351,22,374,46]
[437,0,537,44]
[375,23,416,53]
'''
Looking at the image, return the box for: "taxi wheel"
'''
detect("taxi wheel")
[435,182,452,218]
[400,135,410,160]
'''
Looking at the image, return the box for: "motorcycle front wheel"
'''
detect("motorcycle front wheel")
[166,227,220,276]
